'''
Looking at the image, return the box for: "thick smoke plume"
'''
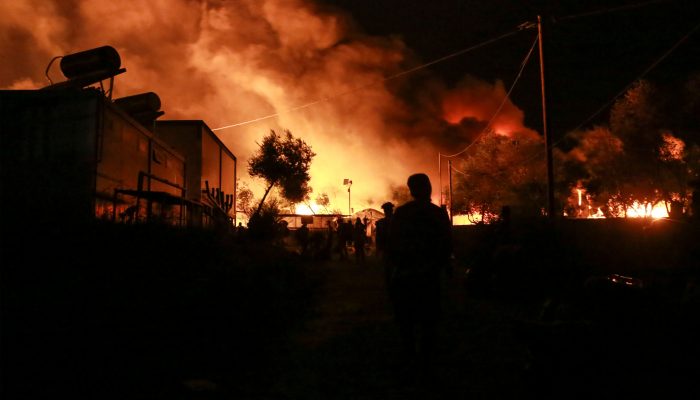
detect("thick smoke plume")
[1,0,539,211]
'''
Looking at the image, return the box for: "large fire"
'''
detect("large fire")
[582,202,670,219]
[566,186,672,220]
[294,201,327,216]
[0,0,538,213]
[626,201,669,219]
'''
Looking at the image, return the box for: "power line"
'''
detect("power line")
[447,18,700,203]
[437,31,538,207]
[451,164,468,177]
[557,19,700,146]
[212,27,528,132]
[439,33,539,159]
[511,19,700,171]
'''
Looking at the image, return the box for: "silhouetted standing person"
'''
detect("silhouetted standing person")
[691,179,700,222]
[490,205,523,280]
[363,216,371,247]
[337,219,351,260]
[320,220,334,260]
[376,202,395,286]
[236,222,246,238]
[296,222,310,257]
[353,217,366,264]
[388,173,452,374]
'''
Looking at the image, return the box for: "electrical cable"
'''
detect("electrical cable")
[448,19,699,216]
[510,19,700,170]
[559,19,700,142]
[439,33,539,159]
[450,164,468,177]
[211,27,528,131]
[552,1,694,163]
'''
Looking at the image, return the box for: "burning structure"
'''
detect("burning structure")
[0,46,237,229]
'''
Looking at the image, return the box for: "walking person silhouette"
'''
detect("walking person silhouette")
[376,202,395,287]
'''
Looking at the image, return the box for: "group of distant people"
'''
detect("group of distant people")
[294,214,377,264]
[332,217,369,263]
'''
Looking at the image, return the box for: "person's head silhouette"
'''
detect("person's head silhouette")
[407,173,432,201]
[381,202,394,215]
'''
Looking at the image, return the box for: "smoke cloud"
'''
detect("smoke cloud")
[0,0,539,211]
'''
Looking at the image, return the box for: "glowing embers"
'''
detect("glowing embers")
[607,273,644,289]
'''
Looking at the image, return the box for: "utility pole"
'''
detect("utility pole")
[448,159,454,225]
[538,15,556,219]
[343,178,352,215]
[348,181,352,215]
[438,154,442,206]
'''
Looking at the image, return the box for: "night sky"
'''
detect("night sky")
[324,0,700,145]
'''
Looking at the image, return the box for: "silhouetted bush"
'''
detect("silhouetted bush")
[246,199,283,241]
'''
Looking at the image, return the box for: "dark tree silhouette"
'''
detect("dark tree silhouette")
[608,80,666,209]
[560,74,700,217]
[315,193,331,213]
[248,129,315,217]
[452,131,546,221]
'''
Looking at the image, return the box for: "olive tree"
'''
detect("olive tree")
[248,129,316,217]
[452,132,547,222]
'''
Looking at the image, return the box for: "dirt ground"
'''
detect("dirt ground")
[5,222,700,399]
[225,254,536,399]
[223,245,700,399]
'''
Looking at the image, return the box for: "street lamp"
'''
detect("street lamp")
[343,178,352,215]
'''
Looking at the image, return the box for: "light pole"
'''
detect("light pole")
[448,159,453,225]
[438,153,442,206]
[343,178,352,215]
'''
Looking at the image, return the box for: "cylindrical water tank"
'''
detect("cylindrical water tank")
[113,92,162,115]
[60,46,121,79]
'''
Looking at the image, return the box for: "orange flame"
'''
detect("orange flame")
[625,201,669,219]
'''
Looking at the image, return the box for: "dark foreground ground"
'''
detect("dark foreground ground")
[3,220,700,399]
[224,253,700,400]
[230,255,533,400]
